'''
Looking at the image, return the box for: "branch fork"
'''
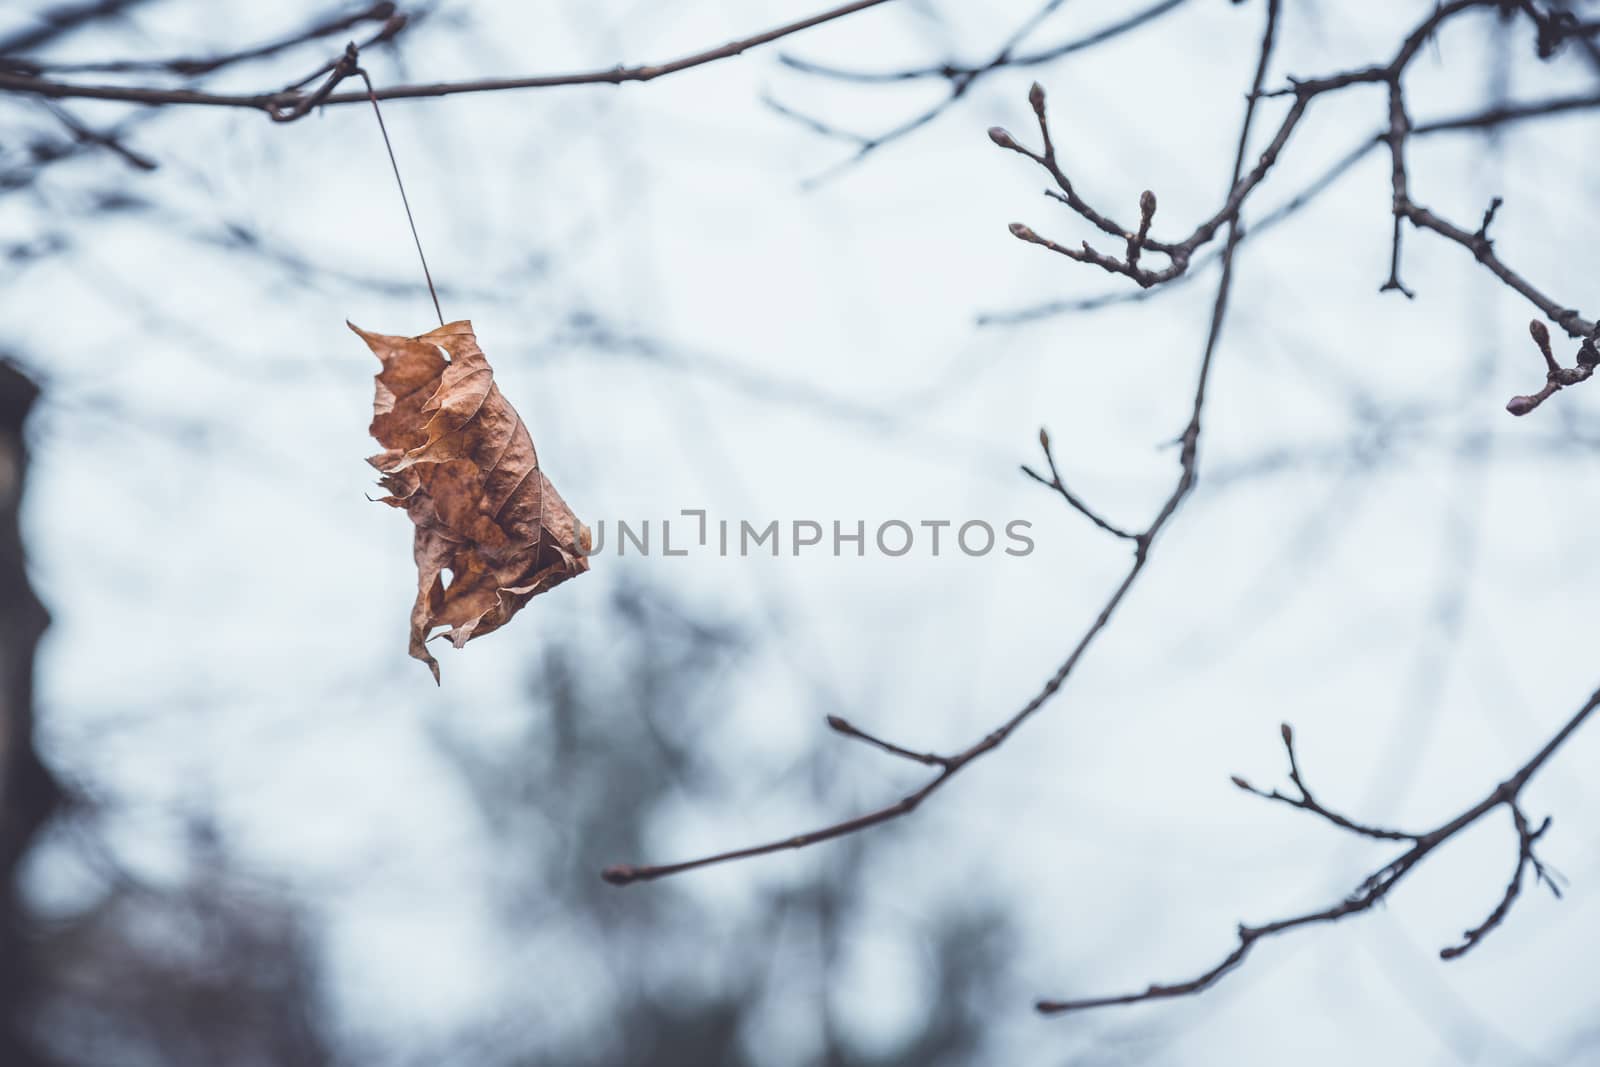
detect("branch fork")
[1506,318,1599,415]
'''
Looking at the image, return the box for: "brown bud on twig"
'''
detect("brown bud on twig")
[1230,775,1253,791]
[1529,318,1551,349]
[1529,319,1560,374]
[1028,81,1046,115]
[1280,723,1294,745]
[1009,222,1038,242]
[988,126,1018,150]
[1506,395,1537,416]
[1127,190,1158,266]
[1038,427,1050,450]
[825,714,850,733]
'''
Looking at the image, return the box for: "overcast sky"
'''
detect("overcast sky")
[7,1,1600,1063]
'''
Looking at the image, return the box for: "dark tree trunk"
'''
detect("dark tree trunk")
[0,360,59,1066]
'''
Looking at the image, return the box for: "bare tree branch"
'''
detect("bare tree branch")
[0,0,901,118]
[994,0,1600,411]
[1038,684,1599,1013]
[980,88,1600,325]
[1020,427,1137,541]
[1231,724,1424,843]
[600,0,1286,890]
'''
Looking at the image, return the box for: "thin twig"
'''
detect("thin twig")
[1230,723,1423,843]
[0,0,902,118]
[979,85,1600,326]
[1020,428,1137,540]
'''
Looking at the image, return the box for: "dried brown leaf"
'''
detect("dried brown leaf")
[351,319,590,682]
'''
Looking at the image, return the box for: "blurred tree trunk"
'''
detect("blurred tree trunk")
[0,361,59,1066]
